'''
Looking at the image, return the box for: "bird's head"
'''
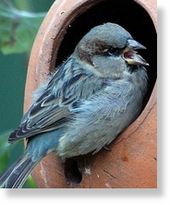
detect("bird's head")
[74,23,148,78]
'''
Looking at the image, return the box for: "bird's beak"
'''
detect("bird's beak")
[127,39,146,50]
[123,39,149,66]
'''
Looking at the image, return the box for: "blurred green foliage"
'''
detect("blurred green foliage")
[0,0,45,54]
[0,131,37,188]
[0,0,54,188]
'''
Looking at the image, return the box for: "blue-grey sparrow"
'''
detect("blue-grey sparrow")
[0,23,148,188]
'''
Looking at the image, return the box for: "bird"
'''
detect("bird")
[0,23,148,188]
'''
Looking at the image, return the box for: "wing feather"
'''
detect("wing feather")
[9,57,107,143]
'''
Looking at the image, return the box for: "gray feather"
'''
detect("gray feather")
[8,57,107,143]
[57,69,148,158]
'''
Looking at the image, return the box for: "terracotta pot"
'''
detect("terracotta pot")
[24,0,157,188]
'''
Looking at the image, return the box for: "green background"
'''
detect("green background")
[0,0,54,188]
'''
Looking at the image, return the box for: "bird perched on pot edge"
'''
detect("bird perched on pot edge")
[0,23,149,188]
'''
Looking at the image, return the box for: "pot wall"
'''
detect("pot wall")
[24,0,157,188]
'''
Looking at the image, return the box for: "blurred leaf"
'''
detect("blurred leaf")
[0,0,46,54]
[24,175,37,188]
[0,130,37,188]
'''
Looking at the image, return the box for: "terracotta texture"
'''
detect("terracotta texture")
[24,0,157,188]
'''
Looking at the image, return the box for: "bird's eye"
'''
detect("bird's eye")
[104,47,121,56]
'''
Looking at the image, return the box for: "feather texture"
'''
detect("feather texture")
[8,57,108,143]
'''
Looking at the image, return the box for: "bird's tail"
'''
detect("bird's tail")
[0,130,63,188]
[0,154,38,188]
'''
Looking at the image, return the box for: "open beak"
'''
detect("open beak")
[123,39,149,66]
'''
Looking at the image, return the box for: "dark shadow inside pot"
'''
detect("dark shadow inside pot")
[55,0,157,184]
[64,158,82,184]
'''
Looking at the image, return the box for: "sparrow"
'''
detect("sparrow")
[0,23,148,188]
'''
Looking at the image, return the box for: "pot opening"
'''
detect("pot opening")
[54,0,157,184]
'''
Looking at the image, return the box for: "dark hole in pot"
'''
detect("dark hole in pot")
[64,158,82,184]
[55,0,157,184]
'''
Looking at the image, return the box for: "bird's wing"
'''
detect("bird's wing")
[9,57,107,143]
